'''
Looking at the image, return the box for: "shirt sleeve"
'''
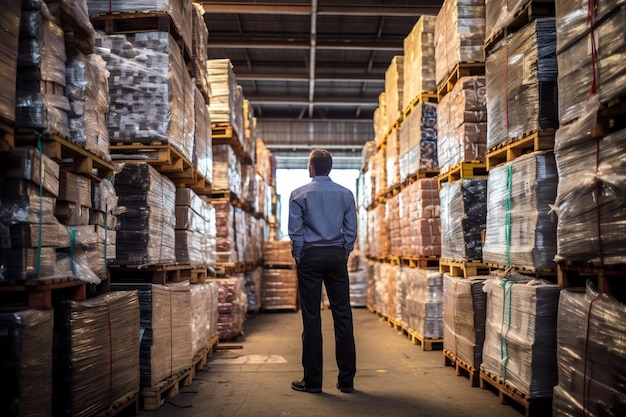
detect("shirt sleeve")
[288,193,304,263]
[342,192,358,254]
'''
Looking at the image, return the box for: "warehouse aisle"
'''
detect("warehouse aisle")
[144,307,523,417]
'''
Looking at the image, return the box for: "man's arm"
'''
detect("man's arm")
[288,194,304,264]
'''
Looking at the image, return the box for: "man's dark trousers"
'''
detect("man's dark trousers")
[296,246,356,389]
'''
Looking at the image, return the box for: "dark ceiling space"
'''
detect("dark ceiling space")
[201,1,442,169]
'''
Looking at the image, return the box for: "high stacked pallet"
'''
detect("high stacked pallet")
[399,178,441,258]
[175,187,216,268]
[0,0,19,137]
[399,268,444,344]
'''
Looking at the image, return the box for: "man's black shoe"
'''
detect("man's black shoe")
[336,383,354,393]
[291,380,322,393]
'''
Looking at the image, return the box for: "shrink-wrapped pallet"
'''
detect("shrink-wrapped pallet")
[212,144,241,195]
[175,188,216,267]
[207,59,244,141]
[557,4,626,124]
[5,146,60,197]
[95,31,194,163]
[437,76,487,173]
[443,274,487,368]
[399,178,441,257]
[53,291,140,417]
[191,2,210,99]
[482,277,560,398]
[194,74,213,183]
[244,268,262,312]
[553,98,626,265]
[210,276,247,340]
[109,283,191,388]
[16,5,70,136]
[0,1,20,122]
[403,16,437,104]
[87,0,193,56]
[435,0,486,85]
[440,178,487,261]
[367,204,388,258]
[190,282,219,356]
[263,240,294,265]
[398,102,438,182]
[261,268,297,310]
[483,151,558,270]
[386,193,401,255]
[385,56,404,131]
[399,268,443,338]
[486,19,558,149]
[0,309,53,417]
[66,52,110,162]
[553,284,626,417]
[214,200,246,264]
[374,263,400,319]
[113,162,176,265]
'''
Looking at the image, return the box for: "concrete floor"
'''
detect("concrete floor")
[143,307,525,417]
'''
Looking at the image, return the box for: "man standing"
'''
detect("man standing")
[288,149,357,394]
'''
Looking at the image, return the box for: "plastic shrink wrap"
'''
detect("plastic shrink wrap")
[53,291,140,417]
[207,59,244,143]
[399,178,440,257]
[403,16,436,104]
[553,97,626,265]
[209,276,247,340]
[483,151,558,270]
[0,1,20,122]
[437,76,487,173]
[486,19,558,149]
[95,31,194,163]
[553,283,626,417]
[435,0,485,85]
[0,309,53,417]
[113,162,176,265]
[440,178,487,261]
[557,4,626,124]
[482,277,560,398]
[399,268,443,338]
[399,102,438,182]
[443,274,487,368]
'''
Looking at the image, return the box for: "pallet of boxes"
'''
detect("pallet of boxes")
[549,0,626,414]
[473,0,563,415]
[361,15,445,352]
[261,240,298,311]
[86,1,220,412]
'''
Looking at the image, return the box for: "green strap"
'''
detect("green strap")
[499,279,514,382]
[505,164,513,267]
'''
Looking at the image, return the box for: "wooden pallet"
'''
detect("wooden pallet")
[15,130,114,179]
[486,263,556,279]
[402,169,441,188]
[188,334,220,380]
[263,263,296,270]
[405,327,443,351]
[0,276,86,311]
[108,263,194,285]
[443,349,480,387]
[437,161,488,188]
[211,123,247,161]
[109,142,197,185]
[484,0,557,55]
[141,365,194,411]
[486,129,555,170]
[400,256,440,269]
[437,62,486,101]
[402,92,438,120]
[214,262,246,276]
[557,263,626,303]
[479,368,552,417]
[439,259,490,278]
[94,391,140,417]
[180,267,208,284]
[90,11,191,62]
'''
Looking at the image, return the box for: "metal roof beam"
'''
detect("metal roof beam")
[234,72,384,82]
[208,38,403,51]
[202,2,441,16]
[248,96,378,106]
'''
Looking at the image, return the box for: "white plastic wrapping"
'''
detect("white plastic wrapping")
[485,19,558,149]
[440,178,487,261]
[403,16,437,103]
[443,274,487,368]
[483,151,558,270]
[553,97,626,265]
[398,102,438,181]
[399,268,443,337]
[482,277,560,397]
[553,284,626,416]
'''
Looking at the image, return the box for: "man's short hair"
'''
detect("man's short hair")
[309,149,333,176]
